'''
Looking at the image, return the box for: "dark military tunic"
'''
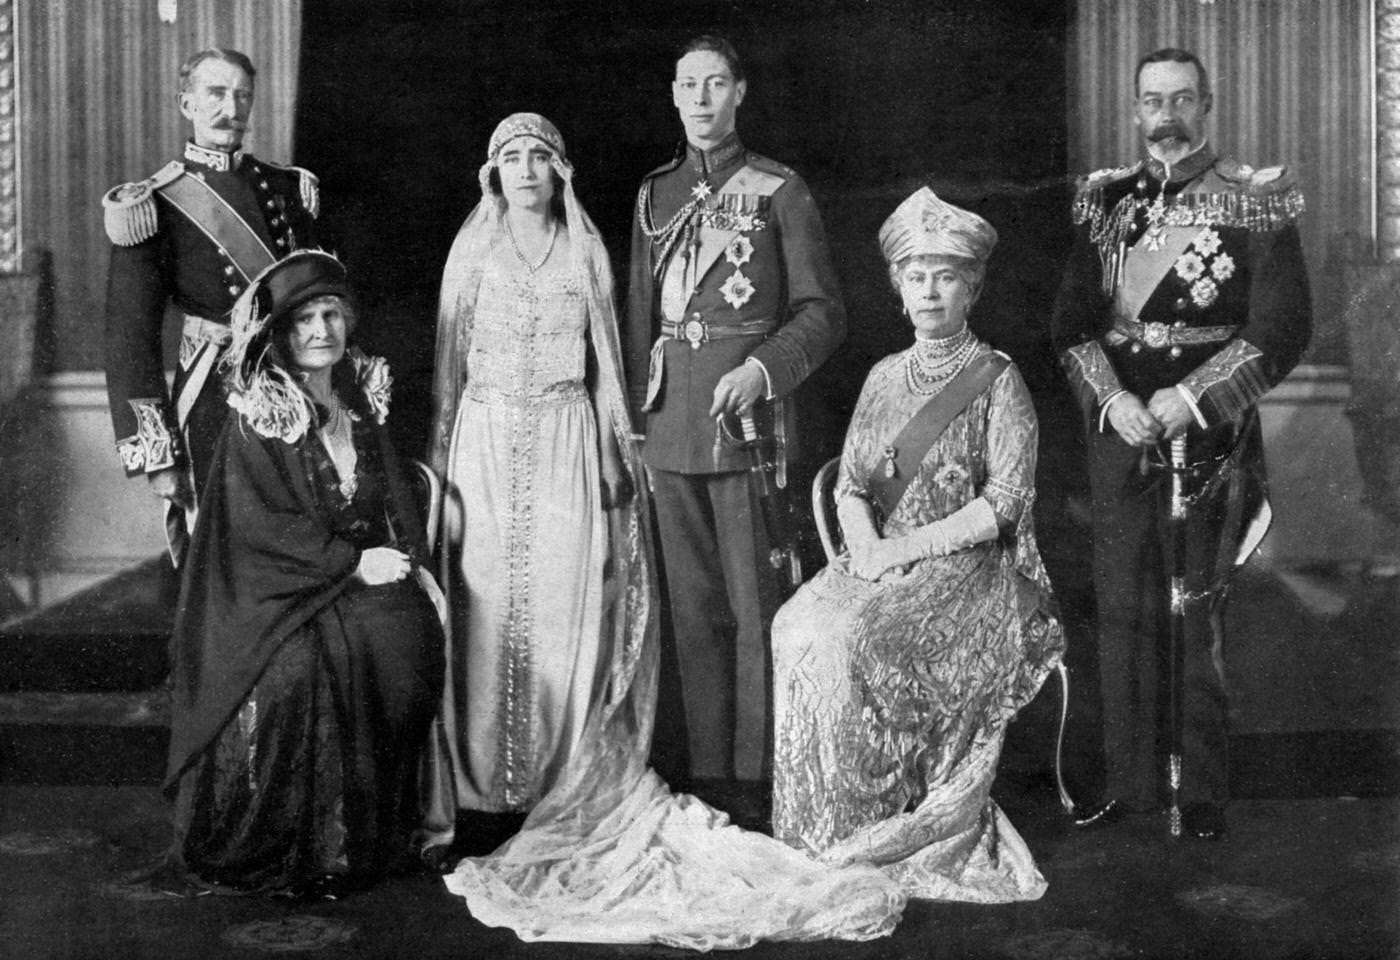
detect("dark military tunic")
[625,134,845,781]
[625,133,845,473]
[1050,143,1311,807]
[104,140,319,498]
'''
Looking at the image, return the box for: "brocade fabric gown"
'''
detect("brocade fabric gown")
[771,341,1064,903]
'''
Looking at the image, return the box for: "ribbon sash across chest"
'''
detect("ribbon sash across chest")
[866,352,1009,522]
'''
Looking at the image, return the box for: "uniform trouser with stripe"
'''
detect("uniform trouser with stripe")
[648,468,781,782]
[1087,430,1232,808]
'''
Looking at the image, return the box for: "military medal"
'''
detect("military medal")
[720,270,755,310]
[725,235,753,267]
[1144,191,1168,251]
[690,180,713,202]
[883,445,897,479]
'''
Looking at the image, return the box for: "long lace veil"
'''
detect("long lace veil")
[424,148,660,846]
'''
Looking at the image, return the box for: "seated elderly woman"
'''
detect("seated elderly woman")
[770,188,1064,903]
[162,250,445,898]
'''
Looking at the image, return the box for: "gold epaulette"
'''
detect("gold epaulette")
[300,169,320,218]
[1214,157,1298,196]
[259,159,321,218]
[291,167,320,218]
[1156,187,1304,231]
[1170,159,1305,230]
[1212,159,1305,225]
[101,161,183,246]
[1079,161,1143,193]
[1071,162,1141,225]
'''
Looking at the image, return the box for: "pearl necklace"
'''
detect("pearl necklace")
[905,327,978,395]
[505,217,558,274]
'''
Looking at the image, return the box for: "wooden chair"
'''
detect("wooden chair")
[811,456,845,565]
[410,459,442,555]
[809,454,1076,814]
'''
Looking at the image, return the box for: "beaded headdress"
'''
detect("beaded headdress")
[878,187,998,266]
[478,112,573,198]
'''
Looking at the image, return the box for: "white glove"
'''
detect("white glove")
[836,495,879,549]
[885,497,1000,567]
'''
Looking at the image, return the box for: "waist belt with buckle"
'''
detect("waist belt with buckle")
[644,316,777,412]
[661,316,775,350]
[1111,318,1238,351]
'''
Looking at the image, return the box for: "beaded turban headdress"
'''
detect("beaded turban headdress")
[878,187,998,266]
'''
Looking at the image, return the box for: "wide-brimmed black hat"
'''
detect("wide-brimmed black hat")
[261,249,350,321]
[225,250,350,375]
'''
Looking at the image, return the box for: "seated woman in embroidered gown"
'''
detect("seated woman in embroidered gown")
[425,115,905,950]
[162,250,445,898]
[770,187,1065,903]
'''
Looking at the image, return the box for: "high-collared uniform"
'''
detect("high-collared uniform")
[1051,145,1311,808]
[104,141,319,554]
[626,134,845,781]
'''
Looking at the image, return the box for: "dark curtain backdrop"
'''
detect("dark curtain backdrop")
[294,0,1088,612]
[295,0,1088,780]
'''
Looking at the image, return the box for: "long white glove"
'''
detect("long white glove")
[892,496,1000,563]
[836,495,880,549]
[846,497,1000,581]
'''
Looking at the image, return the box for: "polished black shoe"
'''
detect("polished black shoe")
[1070,797,1123,829]
[1180,802,1227,841]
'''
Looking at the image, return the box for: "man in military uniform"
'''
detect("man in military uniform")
[104,47,320,562]
[1051,48,1311,839]
[626,36,845,786]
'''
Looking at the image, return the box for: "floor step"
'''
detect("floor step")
[0,690,169,784]
[0,557,174,692]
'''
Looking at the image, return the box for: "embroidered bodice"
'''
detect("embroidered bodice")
[466,244,587,405]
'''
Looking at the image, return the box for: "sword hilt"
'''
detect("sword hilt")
[1170,435,1188,519]
[740,411,759,444]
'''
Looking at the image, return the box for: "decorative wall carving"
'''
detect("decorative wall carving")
[1378,0,1400,260]
[0,0,18,276]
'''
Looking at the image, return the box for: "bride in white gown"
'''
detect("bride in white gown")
[428,113,904,951]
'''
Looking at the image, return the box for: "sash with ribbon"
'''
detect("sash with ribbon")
[1113,179,1212,324]
[157,174,279,565]
[866,351,1009,521]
